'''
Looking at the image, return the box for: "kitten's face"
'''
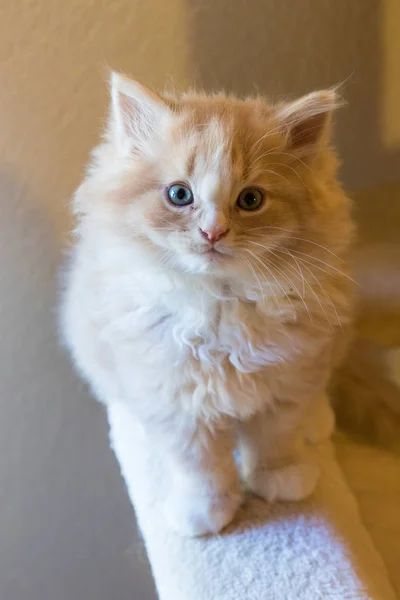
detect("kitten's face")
[128,102,304,276]
[82,74,352,282]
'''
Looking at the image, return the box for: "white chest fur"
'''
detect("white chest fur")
[94,267,329,423]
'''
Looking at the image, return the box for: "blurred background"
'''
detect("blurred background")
[0,1,399,599]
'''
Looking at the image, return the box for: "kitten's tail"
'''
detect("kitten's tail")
[331,339,400,452]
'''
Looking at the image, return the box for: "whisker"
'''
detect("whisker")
[250,120,297,156]
[275,247,342,329]
[239,247,280,308]
[302,265,342,329]
[263,151,312,172]
[277,245,306,297]
[250,132,281,156]
[159,253,175,270]
[259,162,306,187]
[268,255,313,322]
[244,238,341,329]
[253,244,316,322]
[244,227,345,262]
[244,248,295,314]
[240,254,265,304]
[284,248,356,283]
[251,145,282,164]
[253,169,293,187]
[246,238,310,304]
[273,248,336,329]
[255,240,307,296]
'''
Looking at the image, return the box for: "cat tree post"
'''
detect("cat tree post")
[108,402,396,600]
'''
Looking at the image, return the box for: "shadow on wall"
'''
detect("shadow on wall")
[0,171,156,600]
[186,0,400,190]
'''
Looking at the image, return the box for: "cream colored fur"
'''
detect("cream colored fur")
[61,72,355,536]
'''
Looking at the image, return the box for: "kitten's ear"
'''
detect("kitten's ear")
[275,90,342,155]
[109,72,171,154]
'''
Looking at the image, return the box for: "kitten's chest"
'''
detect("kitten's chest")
[154,294,286,371]
[103,277,291,374]
[104,281,297,419]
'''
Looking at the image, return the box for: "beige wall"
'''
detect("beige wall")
[0,0,399,235]
[0,2,399,599]
[383,0,400,148]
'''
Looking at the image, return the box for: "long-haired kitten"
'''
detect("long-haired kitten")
[61,73,355,537]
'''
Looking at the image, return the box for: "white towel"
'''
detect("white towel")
[108,403,397,600]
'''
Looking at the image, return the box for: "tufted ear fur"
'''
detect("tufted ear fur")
[109,72,172,155]
[276,90,342,156]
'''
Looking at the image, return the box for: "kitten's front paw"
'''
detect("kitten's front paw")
[165,487,242,537]
[247,462,319,503]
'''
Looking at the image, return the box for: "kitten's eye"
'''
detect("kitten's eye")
[167,183,194,207]
[237,188,264,211]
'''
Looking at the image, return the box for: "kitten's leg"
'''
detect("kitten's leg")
[238,404,319,503]
[156,420,242,537]
[303,393,335,444]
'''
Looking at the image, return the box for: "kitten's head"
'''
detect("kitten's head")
[77,73,353,281]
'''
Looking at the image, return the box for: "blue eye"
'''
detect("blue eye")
[167,183,193,206]
[237,188,264,211]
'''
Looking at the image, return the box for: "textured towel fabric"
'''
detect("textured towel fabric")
[108,403,397,600]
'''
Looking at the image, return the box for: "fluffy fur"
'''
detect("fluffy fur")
[332,338,400,453]
[61,72,356,536]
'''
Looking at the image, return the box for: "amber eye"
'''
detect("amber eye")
[167,183,193,206]
[237,188,264,211]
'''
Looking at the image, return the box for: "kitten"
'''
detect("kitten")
[61,72,355,537]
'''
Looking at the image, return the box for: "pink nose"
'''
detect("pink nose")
[200,227,229,243]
